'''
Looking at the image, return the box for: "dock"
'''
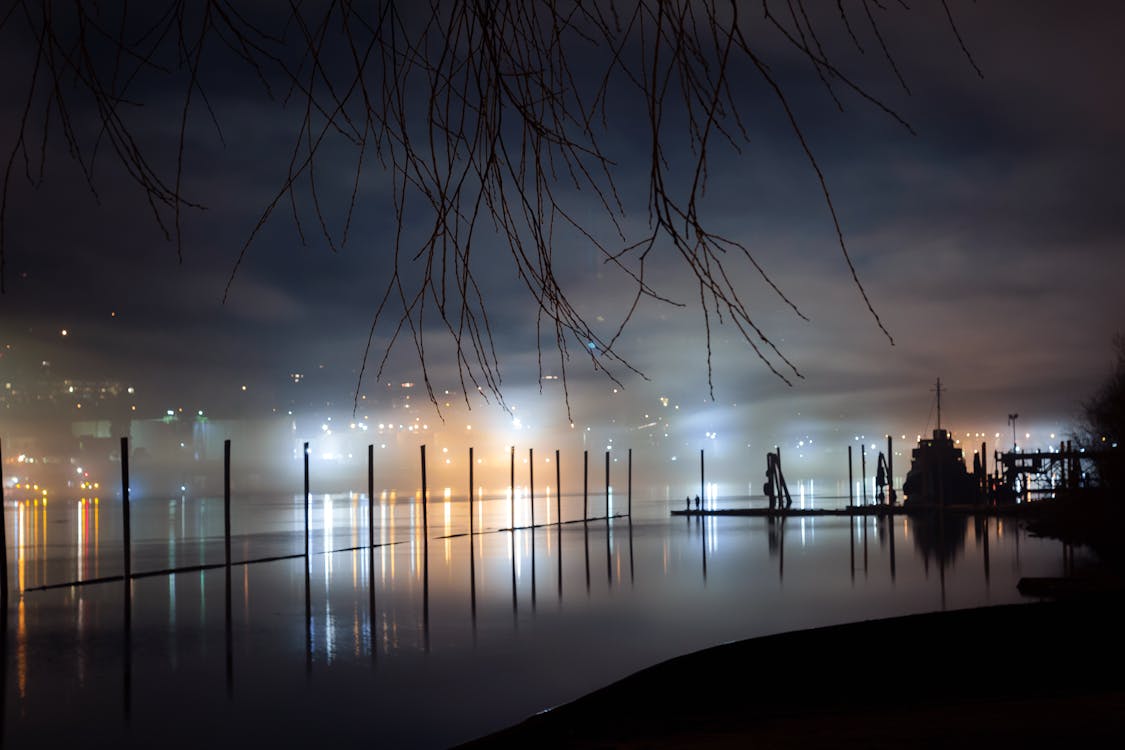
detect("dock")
[671,504,1043,519]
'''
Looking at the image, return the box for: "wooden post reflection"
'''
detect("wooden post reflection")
[423,537,430,653]
[303,441,310,559]
[469,523,477,637]
[123,592,132,721]
[605,508,612,587]
[583,521,590,593]
[700,514,707,583]
[225,564,233,695]
[556,522,563,601]
[510,527,518,621]
[368,543,377,660]
[862,513,869,577]
[530,519,537,612]
[628,517,635,585]
[888,513,897,581]
[777,516,785,582]
[304,556,312,675]
[122,437,133,720]
[939,513,947,610]
[982,516,991,584]
[469,446,477,638]
[0,443,6,740]
[849,513,856,584]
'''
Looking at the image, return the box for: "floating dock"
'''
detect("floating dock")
[671,504,1042,518]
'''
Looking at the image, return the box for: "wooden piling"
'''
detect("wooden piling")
[861,445,868,505]
[421,445,428,532]
[510,445,515,529]
[529,448,535,528]
[224,439,232,567]
[303,441,310,558]
[368,444,375,548]
[0,437,8,614]
[848,445,854,506]
[605,450,610,518]
[628,448,632,517]
[981,442,988,494]
[469,447,475,535]
[121,436,132,581]
[583,449,589,522]
[700,449,704,505]
[555,449,561,525]
[886,435,894,504]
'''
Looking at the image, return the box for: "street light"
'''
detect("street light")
[1008,413,1019,452]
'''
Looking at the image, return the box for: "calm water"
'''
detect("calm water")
[1,488,1077,748]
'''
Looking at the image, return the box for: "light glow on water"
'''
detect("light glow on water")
[1,484,1086,749]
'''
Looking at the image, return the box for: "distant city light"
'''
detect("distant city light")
[60,329,68,336]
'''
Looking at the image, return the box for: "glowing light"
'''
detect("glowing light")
[60,329,68,336]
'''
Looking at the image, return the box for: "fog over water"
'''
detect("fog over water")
[3,485,1078,747]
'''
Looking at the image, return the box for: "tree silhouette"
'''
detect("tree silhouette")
[1081,335,1125,489]
[0,1,980,416]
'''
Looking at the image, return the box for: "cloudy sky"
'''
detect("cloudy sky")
[1,1,1123,478]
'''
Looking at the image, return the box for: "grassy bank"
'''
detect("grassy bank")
[461,598,1125,748]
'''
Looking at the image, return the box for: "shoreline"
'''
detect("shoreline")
[460,598,1125,748]
[670,503,1048,518]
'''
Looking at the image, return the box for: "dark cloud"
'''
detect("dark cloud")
[1,1,1123,468]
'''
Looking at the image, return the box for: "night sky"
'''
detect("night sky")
[1,1,1124,477]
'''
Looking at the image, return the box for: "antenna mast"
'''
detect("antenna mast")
[934,378,943,431]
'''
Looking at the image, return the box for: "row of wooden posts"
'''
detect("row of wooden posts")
[0,433,904,612]
[847,436,897,506]
[0,437,639,606]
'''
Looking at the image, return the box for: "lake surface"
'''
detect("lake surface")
[1,488,1078,748]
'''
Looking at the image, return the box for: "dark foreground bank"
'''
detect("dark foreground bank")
[461,598,1125,748]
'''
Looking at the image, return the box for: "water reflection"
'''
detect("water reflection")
[910,512,969,571]
[2,501,1083,749]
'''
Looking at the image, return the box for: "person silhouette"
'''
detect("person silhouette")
[685,495,691,511]
[694,495,701,510]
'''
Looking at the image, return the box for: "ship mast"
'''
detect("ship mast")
[934,378,943,431]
